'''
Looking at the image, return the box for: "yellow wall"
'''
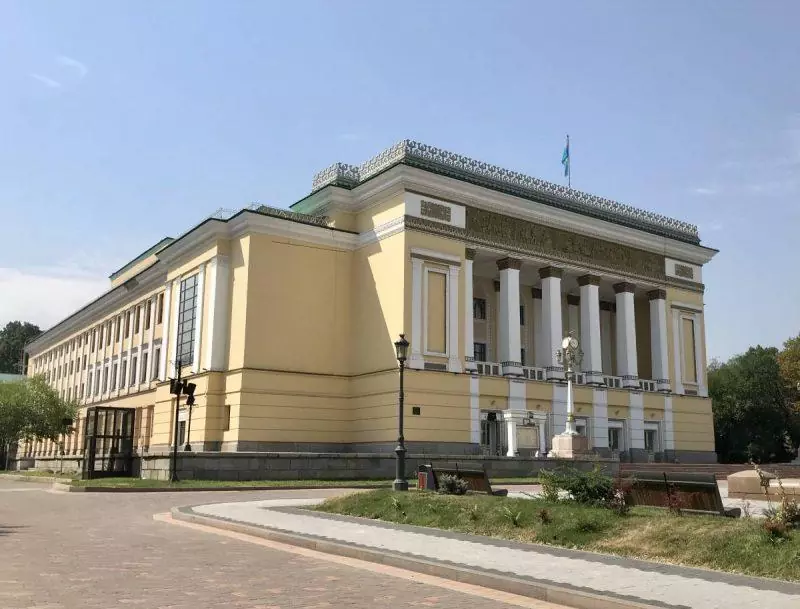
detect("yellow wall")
[672,396,715,452]
[110,253,159,288]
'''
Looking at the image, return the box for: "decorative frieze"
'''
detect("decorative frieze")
[497,257,522,271]
[539,266,564,279]
[674,263,694,280]
[648,289,667,301]
[578,274,601,287]
[614,282,636,294]
[420,199,452,222]
[465,207,666,281]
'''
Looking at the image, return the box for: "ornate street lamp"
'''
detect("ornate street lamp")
[393,334,410,491]
[555,331,583,436]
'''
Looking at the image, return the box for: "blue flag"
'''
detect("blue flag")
[561,136,570,178]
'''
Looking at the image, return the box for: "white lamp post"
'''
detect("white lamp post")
[556,332,583,436]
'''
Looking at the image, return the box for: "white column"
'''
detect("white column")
[579,275,603,385]
[447,264,462,373]
[540,266,564,380]
[408,257,424,369]
[648,290,671,392]
[191,263,206,374]
[146,298,156,381]
[694,313,707,397]
[538,422,547,455]
[158,284,172,380]
[134,303,144,388]
[532,288,543,367]
[614,282,639,388]
[567,293,580,371]
[503,411,519,457]
[204,254,232,371]
[671,308,684,395]
[463,250,477,372]
[600,302,614,374]
[497,257,522,376]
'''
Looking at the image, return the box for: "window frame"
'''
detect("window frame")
[175,274,199,366]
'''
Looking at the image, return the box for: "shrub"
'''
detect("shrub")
[501,506,523,527]
[538,508,552,524]
[437,473,469,495]
[546,466,615,506]
[538,469,561,502]
[608,473,632,516]
[467,504,480,521]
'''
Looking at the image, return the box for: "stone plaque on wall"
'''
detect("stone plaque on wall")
[420,199,452,223]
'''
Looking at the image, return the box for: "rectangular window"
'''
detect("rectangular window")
[425,270,447,354]
[121,360,128,389]
[645,429,658,452]
[80,383,84,399]
[67,388,71,401]
[608,428,620,451]
[140,352,149,384]
[135,306,141,334]
[111,363,118,389]
[87,372,92,394]
[94,371,100,396]
[176,274,199,366]
[520,348,526,366]
[520,305,525,326]
[115,316,121,342]
[145,300,152,330]
[102,367,108,393]
[223,405,231,431]
[130,356,138,386]
[90,330,96,352]
[157,293,164,324]
[106,322,112,346]
[474,342,487,362]
[125,311,131,338]
[82,354,87,370]
[69,361,73,375]
[153,347,161,379]
[473,298,487,321]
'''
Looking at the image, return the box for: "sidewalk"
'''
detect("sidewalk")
[177,497,800,609]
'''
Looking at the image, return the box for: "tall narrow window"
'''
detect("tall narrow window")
[111,363,118,388]
[157,293,164,324]
[473,298,487,321]
[115,316,121,341]
[474,342,487,362]
[519,305,525,326]
[90,330,96,352]
[102,367,109,393]
[134,306,141,334]
[153,347,161,379]
[120,360,128,389]
[130,356,138,386]
[87,372,92,394]
[80,383,84,399]
[106,322,112,346]
[145,300,152,330]
[176,274,199,366]
[125,311,131,338]
[94,371,100,396]
[140,352,149,384]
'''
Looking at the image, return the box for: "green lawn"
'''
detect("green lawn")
[315,489,800,582]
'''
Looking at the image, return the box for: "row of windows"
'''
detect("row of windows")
[81,346,162,401]
[472,298,526,325]
[32,293,166,374]
[473,342,528,366]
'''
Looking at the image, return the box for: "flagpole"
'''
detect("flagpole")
[567,134,571,189]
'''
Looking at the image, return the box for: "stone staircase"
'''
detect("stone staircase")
[620,462,800,480]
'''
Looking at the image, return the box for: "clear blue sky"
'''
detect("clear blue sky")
[1,1,798,361]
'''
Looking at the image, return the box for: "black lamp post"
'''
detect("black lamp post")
[182,382,197,451]
[393,334,409,491]
[169,360,183,483]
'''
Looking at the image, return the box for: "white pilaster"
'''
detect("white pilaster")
[158,285,172,380]
[147,299,156,381]
[169,279,180,371]
[133,303,144,389]
[532,288,544,367]
[447,264,462,373]
[600,302,614,374]
[469,375,480,444]
[463,250,477,372]
[551,383,568,435]
[191,263,206,374]
[664,395,675,452]
[409,257,424,369]
[538,422,547,455]
[629,390,645,450]
[671,308,684,395]
[694,313,707,397]
[592,388,609,449]
[614,282,639,388]
[204,255,232,371]
[578,275,603,385]
[497,258,522,376]
[648,290,671,392]
[540,266,564,380]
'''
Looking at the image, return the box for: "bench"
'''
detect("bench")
[624,471,740,517]
[417,463,508,496]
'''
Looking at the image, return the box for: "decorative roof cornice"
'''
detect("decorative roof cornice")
[311,140,700,244]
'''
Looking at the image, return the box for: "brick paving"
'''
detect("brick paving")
[0,480,559,609]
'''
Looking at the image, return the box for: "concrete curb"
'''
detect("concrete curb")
[170,506,665,609]
[50,482,390,493]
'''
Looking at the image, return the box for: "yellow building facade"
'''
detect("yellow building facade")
[23,140,718,466]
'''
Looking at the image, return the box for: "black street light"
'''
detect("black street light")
[182,382,197,451]
[169,359,183,483]
[393,334,409,491]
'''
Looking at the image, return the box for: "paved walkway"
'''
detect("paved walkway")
[0,480,560,609]
[191,496,800,609]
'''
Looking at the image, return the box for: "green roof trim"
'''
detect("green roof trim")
[108,237,175,281]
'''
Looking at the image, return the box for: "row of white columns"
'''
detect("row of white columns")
[462,257,672,389]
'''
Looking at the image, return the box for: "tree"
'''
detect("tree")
[0,321,42,374]
[709,346,800,463]
[0,376,76,453]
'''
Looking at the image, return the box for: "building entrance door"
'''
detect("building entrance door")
[81,407,136,480]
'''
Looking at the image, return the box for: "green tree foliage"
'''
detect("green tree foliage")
[710,346,800,463]
[0,376,76,448]
[0,321,42,374]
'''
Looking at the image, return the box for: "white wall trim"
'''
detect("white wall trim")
[410,247,462,264]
